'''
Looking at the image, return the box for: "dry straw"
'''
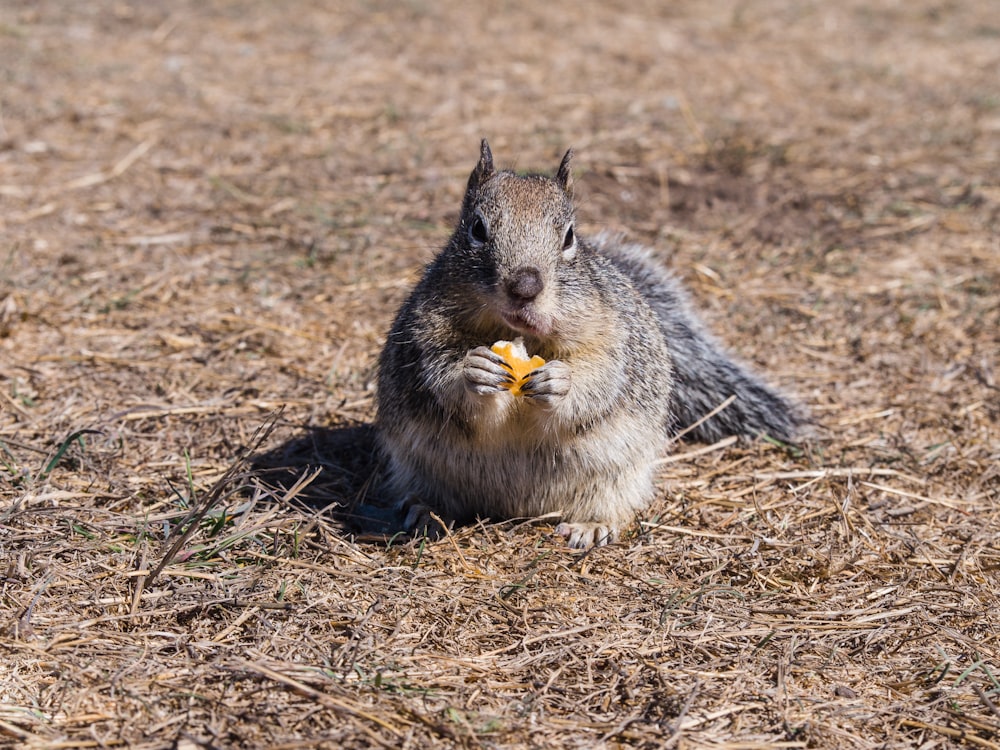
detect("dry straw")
[2,0,999,747]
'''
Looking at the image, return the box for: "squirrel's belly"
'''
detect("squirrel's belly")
[417,427,661,524]
[423,442,568,520]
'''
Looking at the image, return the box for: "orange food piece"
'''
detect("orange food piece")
[490,339,545,397]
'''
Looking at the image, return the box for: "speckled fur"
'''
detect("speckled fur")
[376,140,802,548]
[593,234,805,445]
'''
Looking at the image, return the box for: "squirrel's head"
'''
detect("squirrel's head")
[452,139,577,341]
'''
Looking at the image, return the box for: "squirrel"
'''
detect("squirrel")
[375,140,804,548]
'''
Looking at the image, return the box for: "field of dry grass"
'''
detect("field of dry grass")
[2,1,998,747]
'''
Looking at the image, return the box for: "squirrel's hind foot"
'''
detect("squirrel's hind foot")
[555,521,619,549]
[400,498,452,541]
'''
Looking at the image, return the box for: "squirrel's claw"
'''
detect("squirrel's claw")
[521,360,571,403]
[463,346,514,394]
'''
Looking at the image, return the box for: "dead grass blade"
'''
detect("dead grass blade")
[232,658,404,744]
[138,409,283,595]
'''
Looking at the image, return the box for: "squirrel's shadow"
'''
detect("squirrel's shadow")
[249,422,402,538]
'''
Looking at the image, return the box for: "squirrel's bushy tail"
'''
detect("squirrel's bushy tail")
[593,233,804,444]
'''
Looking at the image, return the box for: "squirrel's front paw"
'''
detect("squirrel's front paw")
[521,360,571,404]
[463,346,514,395]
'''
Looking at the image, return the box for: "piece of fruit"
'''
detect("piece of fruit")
[490,338,545,397]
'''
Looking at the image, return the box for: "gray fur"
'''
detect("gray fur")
[376,140,803,548]
[592,233,803,444]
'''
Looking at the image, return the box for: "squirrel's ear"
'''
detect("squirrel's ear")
[466,139,495,195]
[555,148,574,197]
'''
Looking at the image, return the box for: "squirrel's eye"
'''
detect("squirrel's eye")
[562,225,575,250]
[469,214,489,244]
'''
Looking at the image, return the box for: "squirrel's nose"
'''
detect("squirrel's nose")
[505,266,544,301]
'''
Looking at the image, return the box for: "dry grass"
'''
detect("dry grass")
[2,0,998,747]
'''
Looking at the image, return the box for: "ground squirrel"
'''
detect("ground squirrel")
[376,140,803,548]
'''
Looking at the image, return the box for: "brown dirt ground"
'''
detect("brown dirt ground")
[2,1,999,748]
